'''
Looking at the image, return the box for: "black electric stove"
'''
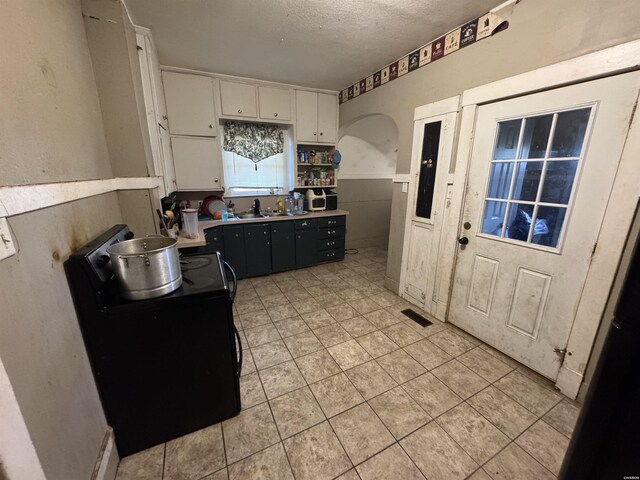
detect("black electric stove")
[65,225,242,457]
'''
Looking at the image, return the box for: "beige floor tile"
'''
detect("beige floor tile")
[227,443,293,480]
[244,323,281,348]
[542,399,581,437]
[484,443,554,480]
[273,316,310,338]
[368,386,431,439]
[267,303,299,321]
[283,330,323,358]
[404,338,452,370]
[337,288,367,302]
[115,444,164,480]
[377,349,427,384]
[329,403,395,465]
[457,346,515,382]
[357,444,425,480]
[446,325,481,345]
[372,291,405,308]
[301,309,335,329]
[364,308,402,329]
[283,422,352,480]
[467,469,493,480]
[251,339,293,370]
[467,386,537,439]
[270,386,325,439]
[336,469,360,480]
[202,468,228,480]
[222,403,280,464]
[431,360,489,399]
[344,360,397,400]
[327,339,373,370]
[261,293,290,309]
[294,298,323,315]
[340,316,378,337]
[404,318,448,338]
[401,422,478,480]
[350,297,384,315]
[164,424,225,480]
[382,322,423,347]
[428,329,477,356]
[240,351,257,376]
[236,301,266,316]
[494,371,562,416]
[516,365,559,390]
[437,403,510,464]
[356,331,400,358]
[516,420,569,475]
[326,303,359,322]
[259,360,306,399]
[238,309,272,330]
[403,373,462,417]
[295,349,342,384]
[314,292,344,307]
[239,372,266,408]
[478,343,521,368]
[309,372,365,418]
[313,323,353,347]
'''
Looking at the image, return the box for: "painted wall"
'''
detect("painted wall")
[335,114,398,249]
[0,1,124,478]
[339,0,640,291]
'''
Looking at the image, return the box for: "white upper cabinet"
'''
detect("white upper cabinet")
[220,80,258,118]
[171,136,223,191]
[162,72,217,137]
[295,90,338,144]
[258,86,292,121]
[317,92,338,144]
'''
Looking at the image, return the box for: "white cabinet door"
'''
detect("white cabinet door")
[258,86,291,121]
[296,90,318,143]
[220,80,257,118]
[171,137,223,191]
[162,72,217,137]
[317,93,337,143]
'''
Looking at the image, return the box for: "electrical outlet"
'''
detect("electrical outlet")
[0,218,16,261]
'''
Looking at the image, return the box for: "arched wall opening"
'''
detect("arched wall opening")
[336,114,398,249]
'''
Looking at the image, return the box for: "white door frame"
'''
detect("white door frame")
[399,96,459,320]
[447,39,640,398]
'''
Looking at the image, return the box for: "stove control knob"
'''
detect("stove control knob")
[96,255,111,268]
[124,231,134,240]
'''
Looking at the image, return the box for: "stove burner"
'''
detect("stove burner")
[180,256,213,272]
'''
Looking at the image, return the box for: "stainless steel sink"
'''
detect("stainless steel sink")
[263,212,292,217]
[236,212,264,219]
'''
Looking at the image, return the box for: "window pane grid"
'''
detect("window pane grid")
[480,106,592,248]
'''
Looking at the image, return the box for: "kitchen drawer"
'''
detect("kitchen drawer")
[318,226,345,239]
[318,216,345,228]
[294,218,318,230]
[318,249,344,262]
[318,237,344,251]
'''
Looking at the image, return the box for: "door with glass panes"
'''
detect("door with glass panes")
[402,109,456,318]
[449,72,640,380]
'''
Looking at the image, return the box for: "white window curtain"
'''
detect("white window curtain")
[222,122,292,196]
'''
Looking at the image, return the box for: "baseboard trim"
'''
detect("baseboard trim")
[92,428,119,480]
[555,365,583,400]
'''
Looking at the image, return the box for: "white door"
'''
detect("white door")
[401,107,457,318]
[162,72,217,137]
[317,93,338,143]
[296,90,318,143]
[171,137,223,191]
[449,73,640,380]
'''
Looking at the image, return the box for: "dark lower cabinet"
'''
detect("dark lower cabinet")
[185,215,346,278]
[295,228,318,267]
[271,222,296,272]
[222,226,247,279]
[244,224,271,277]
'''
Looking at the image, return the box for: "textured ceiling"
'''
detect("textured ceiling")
[124,0,501,90]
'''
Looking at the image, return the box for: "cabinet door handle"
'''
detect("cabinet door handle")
[274,113,278,117]
[214,178,219,183]
[235,233,239,238]
[209,124,214,128]
[313,132,317,136]
[320,132,323,136]
[237,108,242,114]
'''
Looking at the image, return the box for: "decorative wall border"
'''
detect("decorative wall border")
[339,11,508,104]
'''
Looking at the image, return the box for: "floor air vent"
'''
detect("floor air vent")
[401,309,433,327]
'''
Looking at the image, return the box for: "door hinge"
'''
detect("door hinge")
[554,347,568,363]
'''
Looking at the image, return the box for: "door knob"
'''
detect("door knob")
[458,236,469,245]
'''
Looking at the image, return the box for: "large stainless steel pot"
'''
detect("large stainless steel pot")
[107,236,182,300]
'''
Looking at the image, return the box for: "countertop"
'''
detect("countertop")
[177,209,349,248]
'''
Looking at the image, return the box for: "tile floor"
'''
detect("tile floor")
[115,247,580,480]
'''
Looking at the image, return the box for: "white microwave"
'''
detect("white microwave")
[305,189,326,211]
